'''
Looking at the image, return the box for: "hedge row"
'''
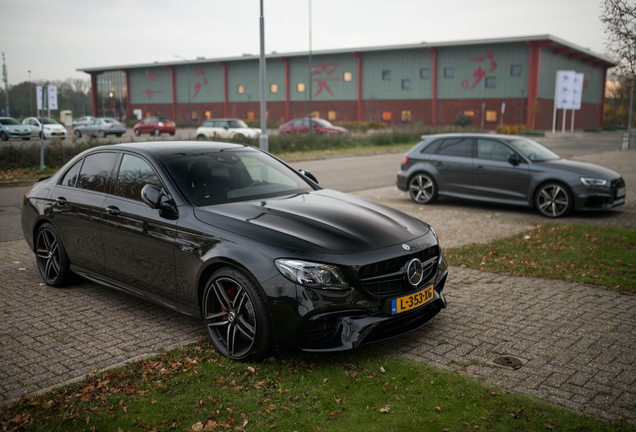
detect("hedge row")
[0,125,474,170]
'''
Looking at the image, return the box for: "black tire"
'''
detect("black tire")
[408,173,438,204]
[153,128,161,136]
[35,223,75,287]
[134,128,141,136]
[115,133,123,137]
[74,129,82,138]
[196,134,207,140]
[169,132,175,136]
[39,132,43,139]
[534,182,573,218]
[22,137,30,140]
[202,267,273,361]
[1,131,8,141]
[98,130,106,138]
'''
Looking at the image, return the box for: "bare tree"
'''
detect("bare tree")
[601,0,636,75]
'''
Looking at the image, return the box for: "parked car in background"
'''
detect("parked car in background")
[71,116,94,128]
[21,141,447,361]
[279,118,348,135]
[0,117,31,140]
[22,117,67,139]
[73,118,126,138]
[133,116,176,136]
[196,118,259,140]
[397,133,626,218]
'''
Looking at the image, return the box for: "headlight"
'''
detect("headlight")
[580,177,607,186]
[158,122,164,127]
[274,259,349,290]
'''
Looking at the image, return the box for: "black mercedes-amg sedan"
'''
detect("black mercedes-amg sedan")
[21,142,447,361]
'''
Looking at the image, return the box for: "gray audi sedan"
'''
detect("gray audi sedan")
[397,134,626,218]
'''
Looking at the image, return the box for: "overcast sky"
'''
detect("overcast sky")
[1,0,612,85]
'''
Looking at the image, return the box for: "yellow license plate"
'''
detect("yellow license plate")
[19,132,27,135]
[391,284,434,315]
[116,125,122,128]
[54,132,63,135]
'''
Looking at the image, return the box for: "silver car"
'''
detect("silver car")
[397,133,626,218]
[73,118,126,138]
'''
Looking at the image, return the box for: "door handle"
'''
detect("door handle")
[435,162,444,167]
[55,197,67,206]
[106,205,120,216]
[475,165,485,172]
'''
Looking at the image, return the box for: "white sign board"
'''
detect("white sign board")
[571,73,584,110]
[134,109,143,120]
[47,85,58,110]
[556,70,575,109]
[36,86,45,110]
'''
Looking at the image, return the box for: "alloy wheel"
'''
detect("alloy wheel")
[536,184,570,217]
[204,277,257,359]
[36,227,61,283]
[409,174,436,204]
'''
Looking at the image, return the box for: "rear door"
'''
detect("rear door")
[472,139,529,203]
[430,138,474,196]
[101,153,178,300]
[50,152,118,273]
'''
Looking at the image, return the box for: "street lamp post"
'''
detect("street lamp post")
[258,0,268,151]
[28,70,32,116]
[174,55,191,124]
[308,0,313,133]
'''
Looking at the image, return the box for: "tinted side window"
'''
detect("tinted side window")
[421,139,443,154]
[477,139,515,162]
[59,159,83,187]
[115,154,163,202]
[77,153,117,193]
[438,139,473,157]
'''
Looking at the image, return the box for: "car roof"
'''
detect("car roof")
[92,141,251,157]
[420,133,525,141]
[205,118,243,121]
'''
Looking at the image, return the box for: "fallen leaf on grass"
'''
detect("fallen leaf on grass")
[434,406,442,412]
[323,378,329,383]
[511,407,524,419]
[380,366,386,373]
[379,405,390,413]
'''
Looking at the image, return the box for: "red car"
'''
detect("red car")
[133,116,176,136]
[279,118,348,135]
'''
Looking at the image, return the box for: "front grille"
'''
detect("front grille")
[611,178,625,189]
[357,246,439,296]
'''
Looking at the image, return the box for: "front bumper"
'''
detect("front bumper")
[573,178,626,211]
[4,129,31,138]
[44,130,67,138]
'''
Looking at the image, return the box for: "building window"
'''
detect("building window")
[237,85,244,94]
[420,68,430,79]
[247,111,254,120]
[270,84,278,93]
[583,74,590,89]
[205,111,211,120]
[464,110,475,117]
[485,77,496,88]
[191,111,198,121]
[311,111,320,119]
[511,65,522,77]
[444,68,454,78]
[382,70,391,80]
[343,72,352,82]
[382,111,391,121]
[401,110,411,122]
[328,111,336,121]
[402,79,411,90]
[486,110,497,122]
[297,82,305,92]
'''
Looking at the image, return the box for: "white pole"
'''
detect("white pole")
[561,109,566,133]
[258,0,268,151]
[571,109,575,133]
[552,72,559,134]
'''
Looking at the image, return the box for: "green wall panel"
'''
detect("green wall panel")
[129,66,173,105]
[537,51,604,104]
[437,43,529,100]
[175,63,224,104]
[362,48,432,100]
[289,53,357,102]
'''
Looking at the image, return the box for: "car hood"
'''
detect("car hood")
[44,125,66,131]
[193,189,429,254]
[5,125,30,131]
[540,159,621,179]
[327,126,348,133]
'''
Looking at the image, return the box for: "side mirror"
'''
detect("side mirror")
[298,169,319,184]
[141,184,162,209]
[508,154,521,166]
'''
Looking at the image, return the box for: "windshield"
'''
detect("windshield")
[313,119,332,127]
[103,119,118,123]
[228,120,248,129]
[161,149,313,206]
[506,138,560,162]
[158,117,171,122]
[40,118,60,125]
[0,118,20,125]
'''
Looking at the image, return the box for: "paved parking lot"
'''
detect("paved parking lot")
[0,137,634,424]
